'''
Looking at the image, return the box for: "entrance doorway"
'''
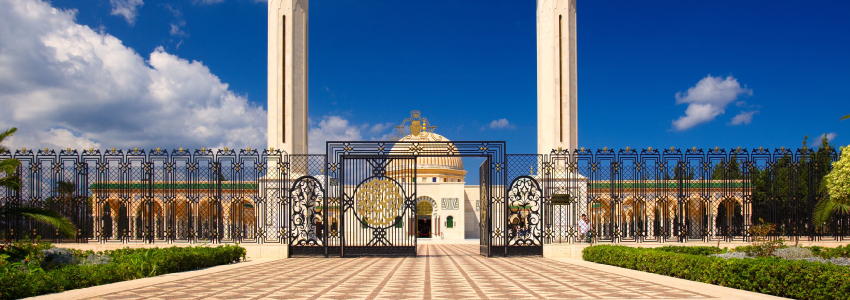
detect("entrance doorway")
[417,201,433,238]
[417,219,431,238]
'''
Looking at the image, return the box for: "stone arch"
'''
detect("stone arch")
[197,196,219,240]
[416,196,438,216]
[416,196,438,238]
[620,195,646,238]
[225,197,257,240]
[715,195,745,237]
[649,195,678,238]
[133,198,164,239]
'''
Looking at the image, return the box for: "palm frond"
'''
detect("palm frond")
[842,114,850,121]
[0,158,20,173]
[0,158,21,191]
[1,206,77,238]
[813,196,850,224]
[0,127,16,145]
[0,175,21,191]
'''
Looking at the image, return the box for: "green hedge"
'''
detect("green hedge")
[809,245,850,259]
[0,245,246,299]
[583,245,850,300]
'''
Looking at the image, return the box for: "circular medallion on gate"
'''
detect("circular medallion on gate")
[355,178,403,228]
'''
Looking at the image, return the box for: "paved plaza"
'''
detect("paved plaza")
[37,244,783,300]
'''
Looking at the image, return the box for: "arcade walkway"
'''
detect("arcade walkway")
[33,244,782,300]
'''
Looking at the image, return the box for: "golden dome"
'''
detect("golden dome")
[390,132,464,171]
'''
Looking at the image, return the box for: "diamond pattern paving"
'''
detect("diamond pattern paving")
[87,244,713,300]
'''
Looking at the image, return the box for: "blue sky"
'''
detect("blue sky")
[2,0,848,156]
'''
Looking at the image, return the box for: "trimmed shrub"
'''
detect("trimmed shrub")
[809,245,850,259]
[583,245,850,300]
[0,245,246,299]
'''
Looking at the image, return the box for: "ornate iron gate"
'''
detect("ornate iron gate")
[506,176,543,255]
[287,155,326,256]
[340,156,417,257]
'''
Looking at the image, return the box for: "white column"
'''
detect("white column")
[268,0,308,155]
[537,0,577,154]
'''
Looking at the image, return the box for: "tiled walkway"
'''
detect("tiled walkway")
[80,244,725,300]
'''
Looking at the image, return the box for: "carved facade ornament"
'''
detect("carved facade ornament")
[355,178,403,227]
[391,110,442,141]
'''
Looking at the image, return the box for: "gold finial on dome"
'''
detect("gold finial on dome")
[391,110,440,141]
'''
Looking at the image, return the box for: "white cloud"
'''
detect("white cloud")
[729,110,757,125]
[109,0,144,25]
[307,116,361,154]
[165,5,187,37]
[671,75,753,131]
[0,0,266,151]
[488,118,515,130]
[369,122,395,134]
[812,132,837,147]
[170,24,186,36]
[306,116,400,153]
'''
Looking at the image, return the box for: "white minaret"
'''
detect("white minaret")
[268,0,308,154]
[537,0,577,154]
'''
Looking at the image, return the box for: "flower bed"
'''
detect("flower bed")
[0,241,246,299]
[583,245,850,300]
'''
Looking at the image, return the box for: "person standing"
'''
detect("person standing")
[578,214,592,242]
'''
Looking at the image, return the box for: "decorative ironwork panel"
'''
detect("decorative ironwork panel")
[287,154,326,256]
[505,176,543,255]
[340,156,416,257]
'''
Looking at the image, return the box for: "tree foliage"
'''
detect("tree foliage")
[0,127,77,238]
[814,144,850,224]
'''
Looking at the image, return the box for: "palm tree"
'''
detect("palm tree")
[815,116,850,223]
[0,127,76,238]
[813,145,850,225]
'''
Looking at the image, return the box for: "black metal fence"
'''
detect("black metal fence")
[0,147,844,245]
[535,147,846,243]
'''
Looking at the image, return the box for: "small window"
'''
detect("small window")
[446,216,454,228]
[432,177,437,182]
[361,218,368,228]
[394,216,403,228]
[443,178,447,182]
